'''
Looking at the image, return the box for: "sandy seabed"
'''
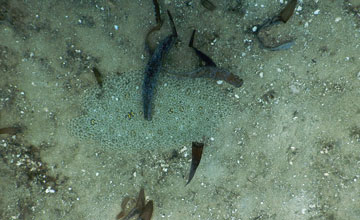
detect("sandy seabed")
[1,0,360,219]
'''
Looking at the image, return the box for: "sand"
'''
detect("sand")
[0,0,359,219]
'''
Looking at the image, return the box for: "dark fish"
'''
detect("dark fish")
[175,30,243,88]
[92,67,103,88]
[201,0,216,11]
[174,66,243,88]
[143,10,178,120]
[188,30,216,67]
[186,142,204,185]
[0,126,22,135]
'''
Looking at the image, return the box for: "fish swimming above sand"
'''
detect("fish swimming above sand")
[171,30,243,88]
[142,9,178,121]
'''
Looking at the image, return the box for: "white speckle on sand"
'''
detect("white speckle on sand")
[335,17,341,22]
[290,84,300,94]
[180,146,187,153]
[45,186,56,193]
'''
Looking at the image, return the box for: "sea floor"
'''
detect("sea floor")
[1,0,360,219]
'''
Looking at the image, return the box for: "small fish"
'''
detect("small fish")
[0,126,22,135]
[186,142,204,185]
[174,66,243,88]
[174,30,243,88]
[188,30,216,67]
[92,67,103,88]
[200,0,216,11]
[143,10,178,120]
